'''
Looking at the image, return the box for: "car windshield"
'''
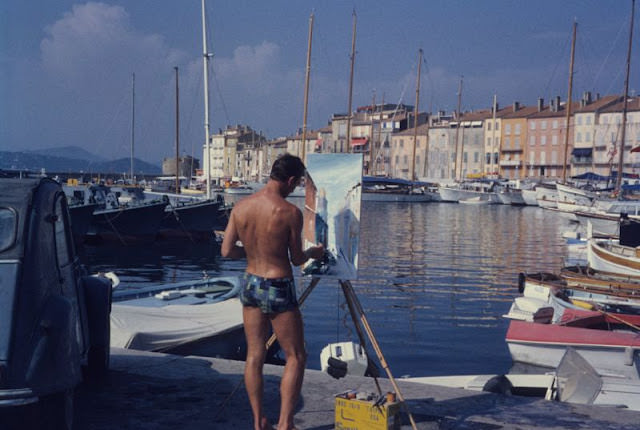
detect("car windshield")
[0,208,17,252]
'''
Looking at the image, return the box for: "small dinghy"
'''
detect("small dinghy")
[459,196,491,205]
[320,341,368,378]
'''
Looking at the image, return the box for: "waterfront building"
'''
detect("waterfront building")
[202,132,225,185]
[161,155,199,177]
[285,130,317,164]
[483,103,513,178]
[571,93,621,177]
[520,96,578,180]
[427,122,456,182]
[390,123,427,180]
[595,96,640,178]
[500,102,539,179]
[451,110,491,180]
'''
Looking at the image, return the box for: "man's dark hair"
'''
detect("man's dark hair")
[270,153,305,182]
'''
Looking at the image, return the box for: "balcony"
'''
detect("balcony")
[571,156,593,165]
[501,146,522,153]
[499,160,523,167]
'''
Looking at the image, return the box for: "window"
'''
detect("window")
[541,136,547,146]
[486,152,491,164]
[505,137,511,148]
[540,151,546,164]
[487,137,492,147]
[403,155,408,166]
[496,122,500,131]
[505,124,511,135]
[514,137,520,149]
[494,152,499,164]
[530,121,536,130]
[553,120,558,129]
[515,124,521,135]
[400,139,404,148]
[530,135,536,146]
[542,121,547,130]
[577,116,582,125]
[529,151,535,165]
[487,122,492,131]
[552,135,558,146]
[586,116,592,125]
[0,208,17,252]
[585,132,591,142]
[551,151,557,164]
[576,132,582,143]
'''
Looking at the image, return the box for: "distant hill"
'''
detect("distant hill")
[25,146,108,162]
[0,150,161,175]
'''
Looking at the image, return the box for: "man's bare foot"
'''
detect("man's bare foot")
[259,417,275,430]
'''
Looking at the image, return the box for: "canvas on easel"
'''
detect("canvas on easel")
[300,153,362,280]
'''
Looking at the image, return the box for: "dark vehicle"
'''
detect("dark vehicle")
[0,178,112,429]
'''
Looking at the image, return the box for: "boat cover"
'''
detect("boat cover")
[110,298,243,351]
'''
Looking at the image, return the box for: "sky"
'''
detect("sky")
[1,1,638,165]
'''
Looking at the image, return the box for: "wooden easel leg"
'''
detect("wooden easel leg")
[339,279,418,430]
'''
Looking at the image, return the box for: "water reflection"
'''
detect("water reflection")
[81,199,574,377]
[302,203,572,377]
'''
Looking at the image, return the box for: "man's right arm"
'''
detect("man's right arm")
[221,210,246,259]
[289,207,324,266]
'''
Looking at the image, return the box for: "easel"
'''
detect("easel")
[335,279,418,430]
[218,276,418,430]
[272,277,418,430]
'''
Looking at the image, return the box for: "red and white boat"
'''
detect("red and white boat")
[505,317,640,380]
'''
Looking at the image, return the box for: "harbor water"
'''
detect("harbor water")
[81,202,574,378]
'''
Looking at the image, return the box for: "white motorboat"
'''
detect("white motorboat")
[110,276,248,358]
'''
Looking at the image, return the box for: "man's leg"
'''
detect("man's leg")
[243,306,272,430]
[270,308,306,430]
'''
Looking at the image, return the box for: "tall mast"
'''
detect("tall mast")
[489,94,497,177]
[616,0,635,193]
[373,93,384,175]
[301,12,314,162]
[346,10,357,154]
[411,49,423,181]
[368,91,376,174]
[130,73,135,183]
[202,0,212,199]
[562,21,577,183]
[175,67,180,194]
[453,75,463,181]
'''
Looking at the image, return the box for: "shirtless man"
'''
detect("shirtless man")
[221,154,324,430]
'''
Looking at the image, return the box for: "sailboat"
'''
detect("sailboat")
[147,16,230,241]
[362,49,431,203]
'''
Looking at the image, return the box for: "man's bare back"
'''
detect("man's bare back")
[226,184,304,279]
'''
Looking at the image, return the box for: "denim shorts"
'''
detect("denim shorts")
[240,272,299,314]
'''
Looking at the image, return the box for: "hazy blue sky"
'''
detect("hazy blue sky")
[1,1,638,164]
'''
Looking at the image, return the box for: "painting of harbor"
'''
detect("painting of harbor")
[301,153,362,279]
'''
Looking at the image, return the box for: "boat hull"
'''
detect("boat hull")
[160,199,226,237]
[361,191,431,202]
[588,239,640,276]
[89,200,168,241]
[505,319,640,379]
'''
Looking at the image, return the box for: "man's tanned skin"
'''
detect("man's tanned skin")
[221,155,323,430]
